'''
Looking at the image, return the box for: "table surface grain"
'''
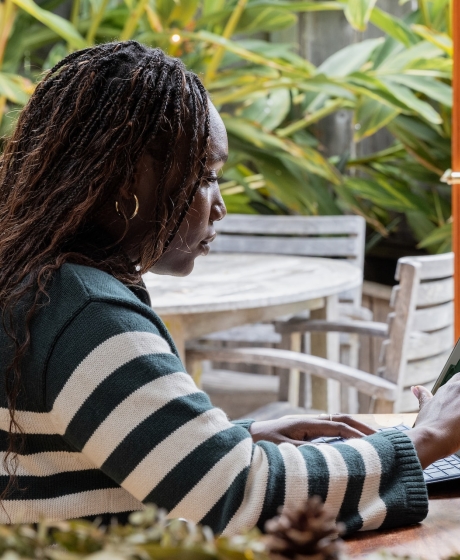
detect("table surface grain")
[341,415,460,558]
[143,253,361,315]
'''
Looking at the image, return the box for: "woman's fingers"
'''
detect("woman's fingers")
[332,414,376,435]
[301,420,367,440]
[318,413,376,436]
[412,385,433,410]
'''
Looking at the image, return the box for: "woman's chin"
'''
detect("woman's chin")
[149,255,196,277]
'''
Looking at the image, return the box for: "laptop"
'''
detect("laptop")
[306,338,460,484]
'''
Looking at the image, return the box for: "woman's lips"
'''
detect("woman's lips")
[199,241,211,255]
[199,232,216,255]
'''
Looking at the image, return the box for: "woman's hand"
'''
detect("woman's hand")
[408,373,460,469]
[249,414,376,445]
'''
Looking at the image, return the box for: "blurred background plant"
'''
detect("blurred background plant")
[0,0,453,258]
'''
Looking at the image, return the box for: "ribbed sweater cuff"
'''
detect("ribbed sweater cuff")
[377,429,429,525]
[232,419,256,432]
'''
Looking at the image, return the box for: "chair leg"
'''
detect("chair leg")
[276,332,303,406]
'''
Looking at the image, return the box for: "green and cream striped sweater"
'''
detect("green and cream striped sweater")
[0,264,428,533]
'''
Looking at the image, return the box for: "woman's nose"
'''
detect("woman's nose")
[211,188,227,223]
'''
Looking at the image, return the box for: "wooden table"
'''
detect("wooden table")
[143,253,362,411]
[343,414,460,558]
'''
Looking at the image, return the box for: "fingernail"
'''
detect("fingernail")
[411,386,420,398]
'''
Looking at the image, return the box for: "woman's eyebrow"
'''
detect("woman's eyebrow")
[208,149,228,164]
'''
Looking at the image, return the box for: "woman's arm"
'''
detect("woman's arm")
[46,300,427,535]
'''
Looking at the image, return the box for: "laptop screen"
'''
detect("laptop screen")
[432,337,460,395]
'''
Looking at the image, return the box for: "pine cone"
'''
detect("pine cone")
[264,497,344,560]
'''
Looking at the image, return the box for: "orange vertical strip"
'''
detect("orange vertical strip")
[453,0,460,340]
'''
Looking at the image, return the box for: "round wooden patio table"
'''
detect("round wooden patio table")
[143,253,362,411]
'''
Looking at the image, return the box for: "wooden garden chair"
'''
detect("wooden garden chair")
[194,214,368,417]
[189,253,454,418]
[195,215,368,414]
[211,214,368,322]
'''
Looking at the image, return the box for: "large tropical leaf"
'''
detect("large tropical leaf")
[238,88,291,131]
[223,115,342,184]
[340,0,377,32]
[354,97,400,140]
[11,0,87,49]
[369,7,418,47]
[0,0,454,254]
[384,74,452,107]
[317,38,382,77]
[417,222,452,253]
[0,72,33,104]
[411,24,452,56]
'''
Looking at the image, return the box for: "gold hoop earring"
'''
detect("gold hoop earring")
[115,194,139,220]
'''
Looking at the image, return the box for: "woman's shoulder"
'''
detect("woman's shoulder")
[31,263,175,374]
[43,263,169,340]
[56,263,146,307]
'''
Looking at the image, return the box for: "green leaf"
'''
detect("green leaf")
[385,75,452,107]
[354,97,400,140]
[369,7,418,47]
[278,98,348,137]
[411,24,453,56]
[155,0,176,25]
[42,42,68,70]
[202,0,225,16]
[417,222,452,252]
[168,0,200,27]
[381,79,442,124]
[221,191,260,214]
[340,0,377,32]
[317,38,382,77]
[239,88,291,131]
[377,40,443,71]
[0,72,32,104]
[11,0,87,49]
[344,176,427,213]
[223,115,341,184]
[198,1,343,26]
[145,31,313,78]
[235,7,297,33]
[405,209,436,243]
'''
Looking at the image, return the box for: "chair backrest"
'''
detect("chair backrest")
[379,253,454,413]
[213,214,366,306]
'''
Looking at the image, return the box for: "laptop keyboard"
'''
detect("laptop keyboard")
[308,424,460,484]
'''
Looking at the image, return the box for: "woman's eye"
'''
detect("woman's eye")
[202,174,218,185]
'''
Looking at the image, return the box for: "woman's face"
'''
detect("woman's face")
[107,100,228,276]
[150,103,228,276]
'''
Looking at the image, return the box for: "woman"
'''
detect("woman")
[0,40,459,535]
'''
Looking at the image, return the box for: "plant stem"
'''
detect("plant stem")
[71,0,80,26]
[0,0,15,69]
[277,99,345,137]
[67,0,81,50]
[87,0,110,45]
[120,0,149,41]
[0,96,6,129]
[145,5,163,32]
[205,0,248,86]
[432,187,445,226]
[418,0,430,28]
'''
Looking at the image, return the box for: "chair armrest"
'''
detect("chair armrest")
[274,318,388,338]
[187,345,397,401]
[338,303,373,321]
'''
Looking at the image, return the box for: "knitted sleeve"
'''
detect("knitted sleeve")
[45,300,428,535]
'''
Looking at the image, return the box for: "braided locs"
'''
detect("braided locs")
[0,41,210,499]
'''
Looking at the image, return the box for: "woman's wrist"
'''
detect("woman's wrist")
[407,426,438,470]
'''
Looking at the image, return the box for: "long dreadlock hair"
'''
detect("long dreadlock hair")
[0,41,210,498]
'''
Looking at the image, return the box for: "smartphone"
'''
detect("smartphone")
[431,337,460,395]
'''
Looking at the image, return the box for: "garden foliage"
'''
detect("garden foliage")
[0,0,453,251]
